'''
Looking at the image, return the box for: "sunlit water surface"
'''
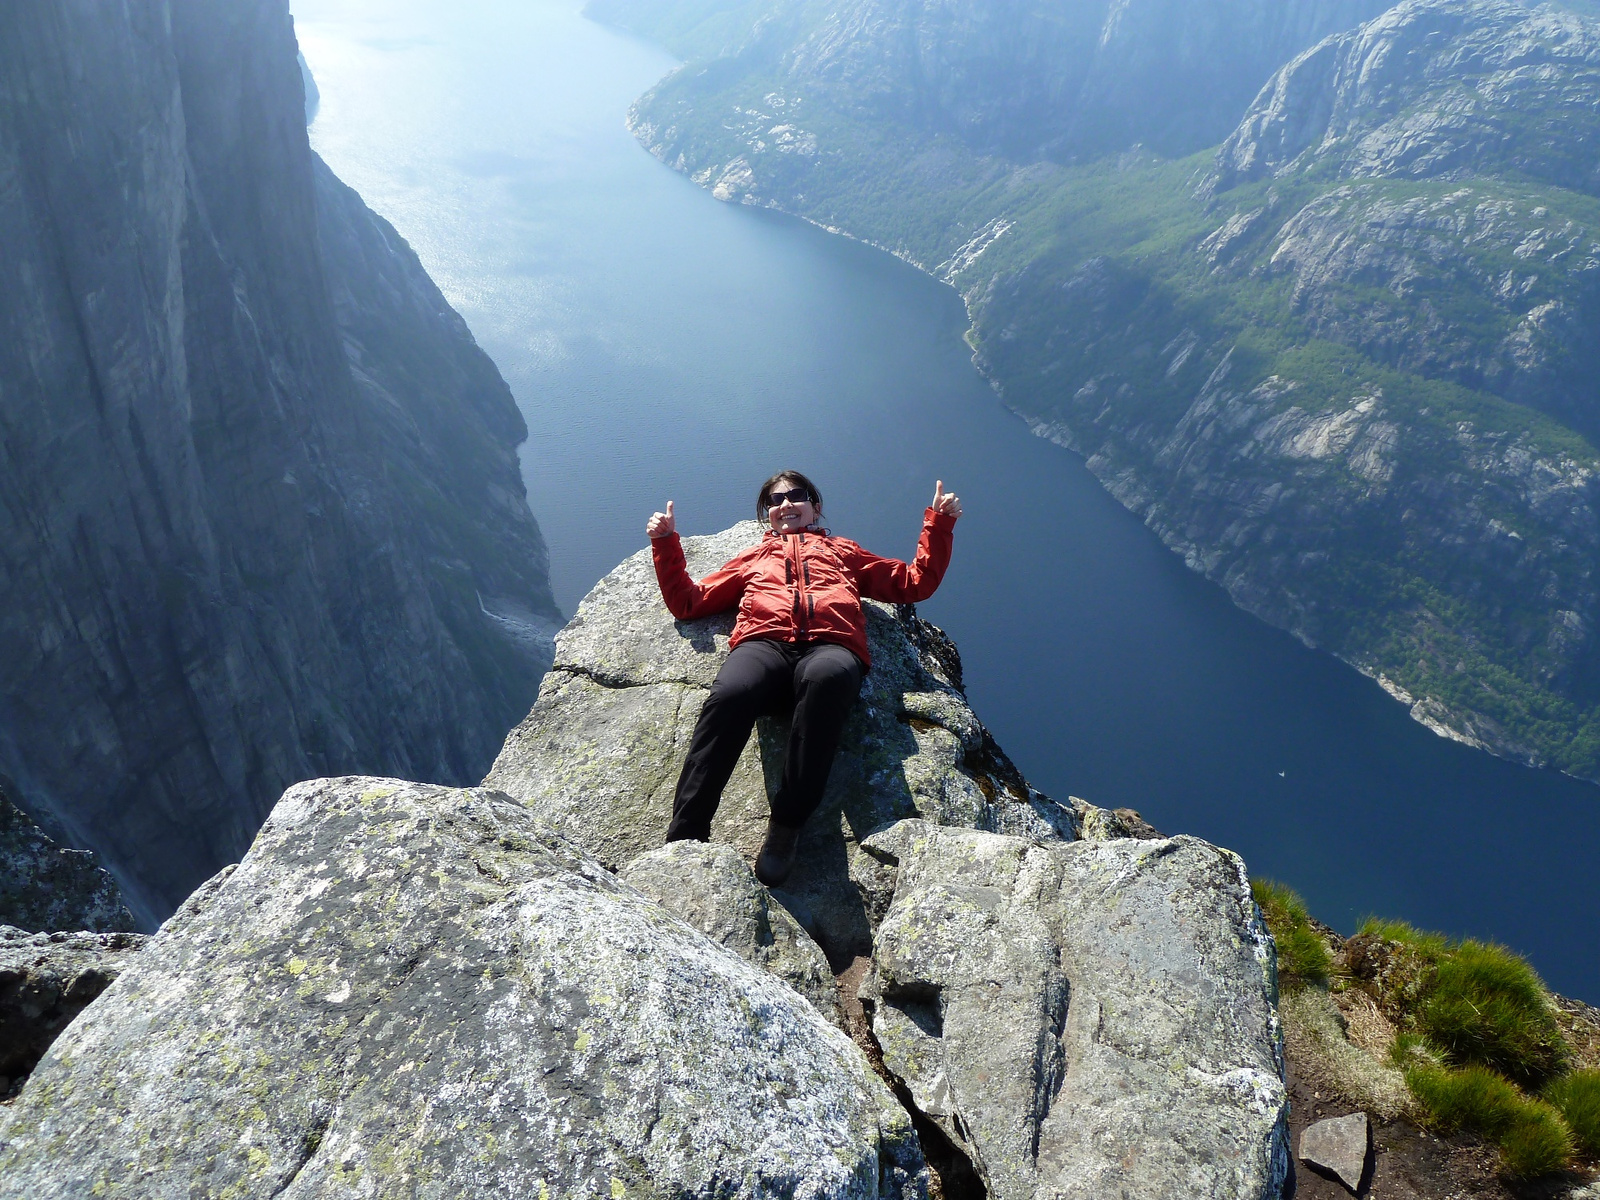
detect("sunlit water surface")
[295,0,1600,1000]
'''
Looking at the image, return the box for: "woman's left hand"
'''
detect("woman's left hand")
[932,479,962,520]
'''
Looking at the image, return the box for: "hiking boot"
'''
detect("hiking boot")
[755,819,802,887]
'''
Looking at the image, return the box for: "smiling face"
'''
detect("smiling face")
[766,477,818,534]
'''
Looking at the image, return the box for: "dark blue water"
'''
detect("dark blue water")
[296,0,1600,1001]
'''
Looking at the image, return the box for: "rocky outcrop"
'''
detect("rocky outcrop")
[859,820,1289,1199]
[0,528,1298,1195]
[0,0,559,924]
[478,525,1290,1192]
[485,522,1079,966]
[0,777,927,1197]
[0,926,146,1101]
[0,790,134,934]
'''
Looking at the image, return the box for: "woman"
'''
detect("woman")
[646,471,962,886]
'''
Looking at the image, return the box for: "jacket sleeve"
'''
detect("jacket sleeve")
[651,533,749,620]
[847,508,956,604]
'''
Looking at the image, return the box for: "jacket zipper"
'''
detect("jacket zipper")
[792,533,807,638]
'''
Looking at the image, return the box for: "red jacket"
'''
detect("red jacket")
[651,509,956,670]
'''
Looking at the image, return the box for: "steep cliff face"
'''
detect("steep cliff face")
[612,0,1600,779]
[0,1,559,924]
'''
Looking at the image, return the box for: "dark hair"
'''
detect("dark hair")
[756,470,822,520]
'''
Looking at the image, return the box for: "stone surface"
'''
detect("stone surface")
[0,0,559,926]
[621,840,846,1028]
[1299,1112,1372,1192]
[0,790,134,934]
[859,819,1289,1200]
[486,521,1080,966]
[0,925,147,1098]
[1071,800,1162,841]
[0,776,927,1198]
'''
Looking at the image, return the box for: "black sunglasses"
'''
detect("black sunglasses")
[767,487,811,507]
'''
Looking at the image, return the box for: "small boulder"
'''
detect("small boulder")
[860,820,1289,1199]
[1299,1111,1371,1193]
[620,840,845,1028]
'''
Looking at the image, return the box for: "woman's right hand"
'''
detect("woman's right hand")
[647,500,676,540]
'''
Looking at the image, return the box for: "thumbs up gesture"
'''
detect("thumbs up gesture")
[647,500,677,540]
[931,479,962,520]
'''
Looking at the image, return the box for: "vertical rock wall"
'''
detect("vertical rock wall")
[0,0,559,924]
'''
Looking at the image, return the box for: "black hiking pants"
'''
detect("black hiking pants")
[665,638,864,842]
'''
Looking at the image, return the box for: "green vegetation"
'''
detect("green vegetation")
[1407,1064,1574,1177]
[1545,1070,1600,1156]
[1262,893,1593,1176]
[1250,878,1332,988]
[1344,918,1590,1176]
[1427,941,1569,1088]
[1359,920,1567,1087]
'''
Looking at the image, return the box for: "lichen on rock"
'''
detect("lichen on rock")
[0,925,147,1101]
[0,777,927,1198]
[0,791,135,934]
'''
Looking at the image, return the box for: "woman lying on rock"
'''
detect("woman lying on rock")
[646,471,961,887]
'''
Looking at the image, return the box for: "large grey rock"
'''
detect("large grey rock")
[0,790,134,933]
[0,0,559,926]
[621,840,846,1028]
[1299,1112,1371,1192]
[0,925,147,1098]
[0,777,926,1198]
[486,522,1078,965]
[859,819,1289,1200]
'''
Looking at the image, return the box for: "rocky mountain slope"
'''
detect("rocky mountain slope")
[588,0,1395,160]
[0,527,1289,1197]
[597,0,1600,781]
[0,0,560,925]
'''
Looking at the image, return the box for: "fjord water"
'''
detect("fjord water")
[295,0,1600,1000]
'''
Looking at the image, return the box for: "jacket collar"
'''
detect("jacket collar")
[763,524,828,539]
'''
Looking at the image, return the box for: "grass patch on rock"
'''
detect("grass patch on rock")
[1355,919,1567,1088]
[1280,986,1414,1120]
[1545,1069,1600,1156]
[1251,878,1332,988]
[1407,1063,1574,1178]
[1341,917,1590,1179]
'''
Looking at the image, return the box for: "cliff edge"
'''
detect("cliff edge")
[0,528,1290,1197]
